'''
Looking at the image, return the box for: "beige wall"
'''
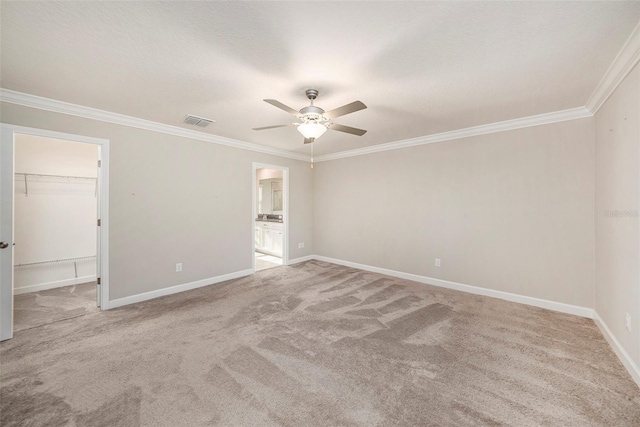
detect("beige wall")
[1,102,314,301]
[595,63,640,368]
[314,118,595,308]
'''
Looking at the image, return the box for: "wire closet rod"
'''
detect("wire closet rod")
[15,172,97,180]
[15,172,98,196]
[14,255,96,268]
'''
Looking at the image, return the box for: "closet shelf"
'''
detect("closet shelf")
[14,255,96,279]
[14,255,96,268]
[15,172,97,196]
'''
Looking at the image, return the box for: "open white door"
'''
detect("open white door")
[95,148,102,308]
[0,126,14,341]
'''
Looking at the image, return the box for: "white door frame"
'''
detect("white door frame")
[252,163,289,271]
[0,124,110,341]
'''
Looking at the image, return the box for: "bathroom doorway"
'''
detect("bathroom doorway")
[252,163,288,272]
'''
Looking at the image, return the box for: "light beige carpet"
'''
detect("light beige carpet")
[1,260,638,426]
[13,281,98,332]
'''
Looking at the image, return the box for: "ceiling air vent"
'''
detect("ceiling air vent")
[183,115,215,127]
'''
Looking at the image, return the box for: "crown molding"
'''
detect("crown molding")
[586,21,640,114]
[0,89,595,165]
[314,106,592,163]
[0,89,310,162]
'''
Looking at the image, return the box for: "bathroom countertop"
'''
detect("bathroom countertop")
[255,218,284,223]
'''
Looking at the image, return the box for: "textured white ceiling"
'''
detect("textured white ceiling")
[1,2,639,156]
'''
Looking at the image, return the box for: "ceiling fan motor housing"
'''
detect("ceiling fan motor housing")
[299,105,325,121]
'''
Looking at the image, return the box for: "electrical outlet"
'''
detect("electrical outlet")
[435,259,441,267]
[625,313,631,332]
[176,263,182,272]
[298,242,305,249]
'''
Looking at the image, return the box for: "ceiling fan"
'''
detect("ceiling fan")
[252,89,367,144]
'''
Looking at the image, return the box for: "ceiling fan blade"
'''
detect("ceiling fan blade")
[252,124,293,131]
[324,101,367,119]
[328,123,367,136]
[304,137,315,144]
[264,99,300,116]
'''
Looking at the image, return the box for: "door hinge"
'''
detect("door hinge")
[97,277,101,285]
[97,219,101,226]
[98,160,101,168]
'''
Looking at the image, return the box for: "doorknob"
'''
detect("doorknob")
[0,242,9,249]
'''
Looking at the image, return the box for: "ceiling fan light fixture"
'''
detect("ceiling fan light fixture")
[297,122,327,140]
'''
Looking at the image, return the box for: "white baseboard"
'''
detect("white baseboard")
[593,311,640,388]
[287,255,315,265]
[14,275,97,295]
[312,255,594,318]
[108,269,253,309]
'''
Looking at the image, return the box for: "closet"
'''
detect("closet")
[13,135,98,297]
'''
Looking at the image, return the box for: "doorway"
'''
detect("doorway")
[252,163,289,272]
[14,134,99,331]
[0,125,110,341]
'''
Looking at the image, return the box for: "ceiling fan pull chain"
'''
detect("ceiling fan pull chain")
[310,142,314,169]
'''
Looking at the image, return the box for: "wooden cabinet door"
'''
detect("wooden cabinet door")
[272,229,283,255]
[262,227,271,250]
[254,227,262,249]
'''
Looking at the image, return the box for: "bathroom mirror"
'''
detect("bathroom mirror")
[258,178,283,214]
